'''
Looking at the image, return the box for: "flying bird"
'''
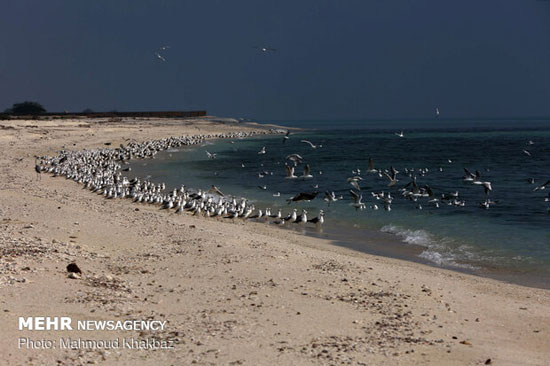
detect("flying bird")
[285,163,298,179]
[367,158,377,174]
[208,185,224,196]
[154,52,167,62]
[287,191,319,204]
[154,45,170,62]
[254,46,277,53]
[282,130,290,143]
[395,131,404,138]
[383,166,399,187]
[300,140,322,149]
[533,180,550,192]
[301,164,313,179]
[286,153,303,166]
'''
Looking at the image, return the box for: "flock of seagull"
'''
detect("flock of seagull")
[34,129,325,228]
[229,129,550,217]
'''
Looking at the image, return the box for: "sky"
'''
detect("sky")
[1,0,550,120]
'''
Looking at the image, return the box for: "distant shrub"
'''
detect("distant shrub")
[7,101,46,115]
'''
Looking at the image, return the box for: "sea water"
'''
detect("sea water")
[129,119,550,288]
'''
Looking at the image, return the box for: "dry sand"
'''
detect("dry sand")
[0,117,549,365]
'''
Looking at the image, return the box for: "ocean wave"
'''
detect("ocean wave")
[380,224,433,246]
[380,224,477,270]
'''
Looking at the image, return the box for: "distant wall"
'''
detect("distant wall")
[0,110,207,120]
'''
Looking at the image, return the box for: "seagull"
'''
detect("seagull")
[285,163,298,179]
[254,46,277,53]
[287,191,318,204]
[154,52,167,62]
[273,192,281,197]
[481,181,492,195]
[308,210,325,225]
[295,209,308,224]
[300,140,322,149]
[347,176,363,190]
[463,168,477,182]
[349,190,366,210]
[324,191,339,205]
[282,130,290,143]
[283,209,297,222]
[301,164,313,179]
[367,158,377,174]
[286,154,303,166]
[527,140,535,145]
[523,149,532,157]
[435,107,440,118]
[258,185,267,190]
[383,166,399,187]
[258,146,266,155]
[208,185,224,196]
[395,131,404,138]
[533,180,550,192]
[206,151,216,159]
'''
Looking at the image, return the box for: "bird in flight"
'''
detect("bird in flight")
[300,140,322,149]
[154,52,166,62]
[154,45,170,62]
[253,46,277,53]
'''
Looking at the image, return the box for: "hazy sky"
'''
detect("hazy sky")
[1,0,550,120]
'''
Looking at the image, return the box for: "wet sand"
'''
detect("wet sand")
[1,117,549,365]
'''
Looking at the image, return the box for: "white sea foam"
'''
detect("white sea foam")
[380,224,433,246]
[380,224,477,270]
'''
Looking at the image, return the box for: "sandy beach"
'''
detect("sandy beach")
[1,117,549,366]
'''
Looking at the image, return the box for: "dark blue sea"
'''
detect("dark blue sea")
[129,118,550,288]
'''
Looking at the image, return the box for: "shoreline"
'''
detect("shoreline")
[1,117,549,365]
